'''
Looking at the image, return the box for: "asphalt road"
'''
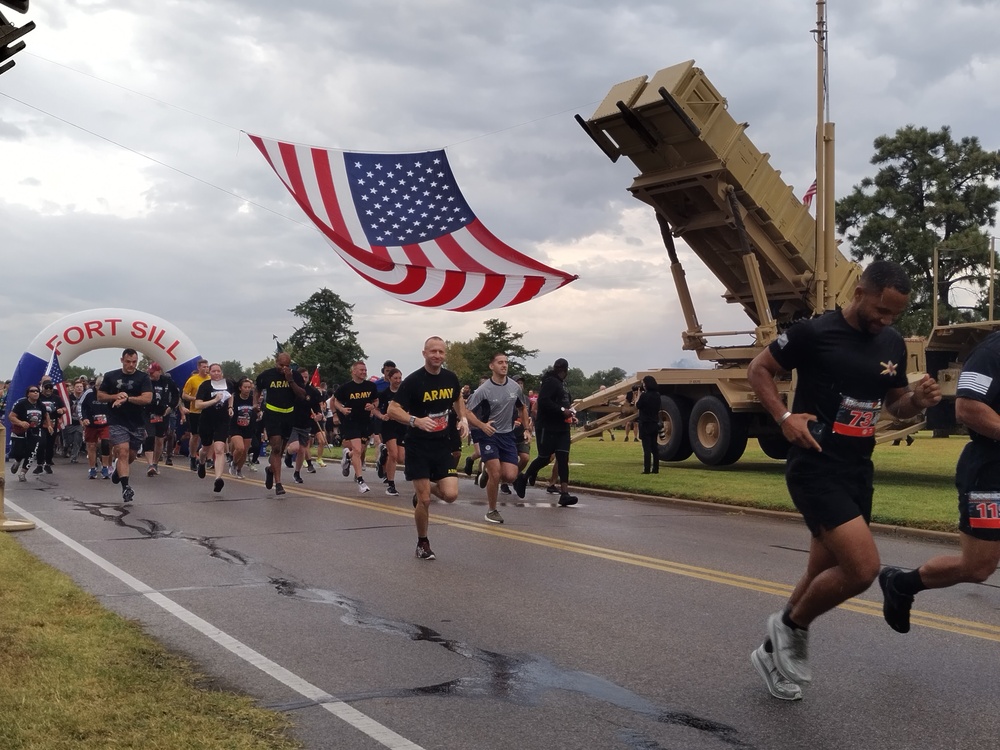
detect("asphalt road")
[4,454,999,750]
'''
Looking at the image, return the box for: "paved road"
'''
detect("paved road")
[5,457,999,750]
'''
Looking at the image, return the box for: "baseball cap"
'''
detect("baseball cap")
[553,358,569,370]
[148,363,162,373]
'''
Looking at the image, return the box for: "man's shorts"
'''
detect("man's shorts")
[535,426,571,457]
[341,420,370,441]
[380,420,405,443]
[84,425,110,443]
[289,426,312,446]
[517,440,530,456]
[311,418,325,436]
[110,424,146,452]
[956,444,1000,542]
[187,413,201,435]
[262,409,294,441]
[404,439,457,483]
[479,431,519,466]
[785,447,874,537]
[147,415,168,439]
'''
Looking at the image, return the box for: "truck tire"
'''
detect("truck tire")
[657,395,692,462]
[757,434,790,460]
[688,395,749,466]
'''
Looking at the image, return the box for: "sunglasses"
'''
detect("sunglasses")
[41,384,53,388]
[28,389,40,393]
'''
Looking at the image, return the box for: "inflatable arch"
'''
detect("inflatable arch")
[4,309,200,440]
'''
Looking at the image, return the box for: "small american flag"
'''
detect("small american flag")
[802,179,818,208]
[44,351,72,429]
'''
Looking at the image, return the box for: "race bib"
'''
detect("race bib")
[427,409,450,432]
[832,396,882,438]
[967,491,1000,530]
[149,415,163,423]
[237,416,250,427]
[93,414,108,426]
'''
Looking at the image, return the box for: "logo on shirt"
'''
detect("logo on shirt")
[880,360,898,377]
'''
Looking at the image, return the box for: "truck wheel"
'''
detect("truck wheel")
[657,395,692,462]
[688,395,748,466]
[757,434,790,460]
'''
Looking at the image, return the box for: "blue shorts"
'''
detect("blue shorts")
[479,431,518,465]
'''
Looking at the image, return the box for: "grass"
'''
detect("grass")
[455,432,966,533]
[0,534,300,750]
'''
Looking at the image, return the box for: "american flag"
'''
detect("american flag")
[248,135,577,311]
[44,350,72,429]
[802,179,817,208]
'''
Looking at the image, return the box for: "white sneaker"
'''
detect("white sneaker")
[768,612,811,684]
[751,645,802,701]
[356,477,370,494]
[341,449,352,477]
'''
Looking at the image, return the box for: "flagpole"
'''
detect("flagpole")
[813,0,828,313]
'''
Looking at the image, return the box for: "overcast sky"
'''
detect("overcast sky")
[2,0,998,383]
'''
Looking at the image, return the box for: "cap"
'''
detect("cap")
[148,363,162,373]
[383,360,396,369]
[553,358,569,370]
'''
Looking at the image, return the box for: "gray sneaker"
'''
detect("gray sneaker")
[751,645,803,701]
[341,449,352,477]
[767,612,811,684]
[485,509,504,524]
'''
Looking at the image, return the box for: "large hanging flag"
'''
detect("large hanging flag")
[248,135,577,312]
[43,350,71,429]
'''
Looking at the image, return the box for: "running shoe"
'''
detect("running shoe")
[546,484,560,495]
[376,453,386,479]
[88,467,97,480]
[111,459,120,482]
[228,462,236,477]
[190,456,198,472]
[265,466,274,490]
[17,470,27,482]
[477,469,489,488]
[32,464,44,475]
[122,485,135,503]
[463,456,474,476]
[415,540,436,560]
[10,459,20,474]
[385,482,399,497]
[235,470,245,480]
[101,466,111,480]
[164,456,173,466]
[767,612,811,684]
[316,457,326,468]
[512,473,527,499]
[197,461,206,479]
[357,477,370,494]
[213,478,224,493]
[558,492,578,507]
[247,463,258,472]
[500,483,512,495]
[485,509,504,524]
[293,472,304,484]
[43,464,53,474]
[751,645,802,701]
[284,453,293,469]
[341,449,351,477]
[879,567,914,634]
[306,462,316,474]
[147,466,156,478]
[206,459,214,470]
[274,482,286,496]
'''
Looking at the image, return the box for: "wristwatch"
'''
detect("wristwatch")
[409,415,416,427]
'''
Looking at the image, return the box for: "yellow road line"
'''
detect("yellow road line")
[243,478,1000,643]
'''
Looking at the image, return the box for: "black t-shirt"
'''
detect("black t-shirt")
[769,309,908,460]
[80,389,110,426]
[196,378,236,426]
[11,397,46,432]
[376,387,397,416]
[335,380,378,429]
[953,331,1000,492]
[148,376,179,417]
[395,367,461,444]
[255,368,305,411]
[99,369,154,430]
[231,392,257,432]
[293,385,324,429]
[38,393,62,424]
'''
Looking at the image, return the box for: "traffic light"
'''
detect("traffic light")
[0,0,34,77]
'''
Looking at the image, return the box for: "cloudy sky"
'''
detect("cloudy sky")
[2,0,998,383]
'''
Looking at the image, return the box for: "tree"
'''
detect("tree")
[220,360,249,381]
[836,125,1000,335]
[463,319,538,381]
[587,367,628,391]
[63,364,97,382]
[287,288,366,385]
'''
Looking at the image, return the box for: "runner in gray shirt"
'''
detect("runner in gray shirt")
[464,353,531,524]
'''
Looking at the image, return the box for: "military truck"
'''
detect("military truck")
[571,59,927,465]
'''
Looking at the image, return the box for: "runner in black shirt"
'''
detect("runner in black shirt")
[388,336,470,561]
[374,367,404,496]
[194,364,237,493]
[143,364,179,477]
[879,330,1000,637]
[98,348,153,503]
[333,362,378,494]
[228,378,257,480]
[254,352,306,497]
[746,261,940,699]
[36,377,65,474]
[8,386,49,481]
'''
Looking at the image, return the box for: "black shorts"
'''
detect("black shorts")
[448,422,462,453]
[147,416,168,438]
[199,417,230,446]
[341,419,370,441]
[311,418,325,436]
[8,433,38,461]
[404,439,456,482]
[956,442,1000,541]
[535,426,571,457]
[262,409,294,441]
[187,412,201,435]
[785,447,874,536]
[381,420,405,443]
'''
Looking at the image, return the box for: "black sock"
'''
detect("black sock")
[120,477,130,488]
[418,536,429,544]
[894,569,926,597]
[782,610,807,631]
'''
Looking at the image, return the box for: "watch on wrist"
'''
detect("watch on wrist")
[408,415,416,427]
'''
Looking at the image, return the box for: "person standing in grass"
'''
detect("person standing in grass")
[635,376,662,474]
[879,330,1000,635]
[745,260,940,700]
